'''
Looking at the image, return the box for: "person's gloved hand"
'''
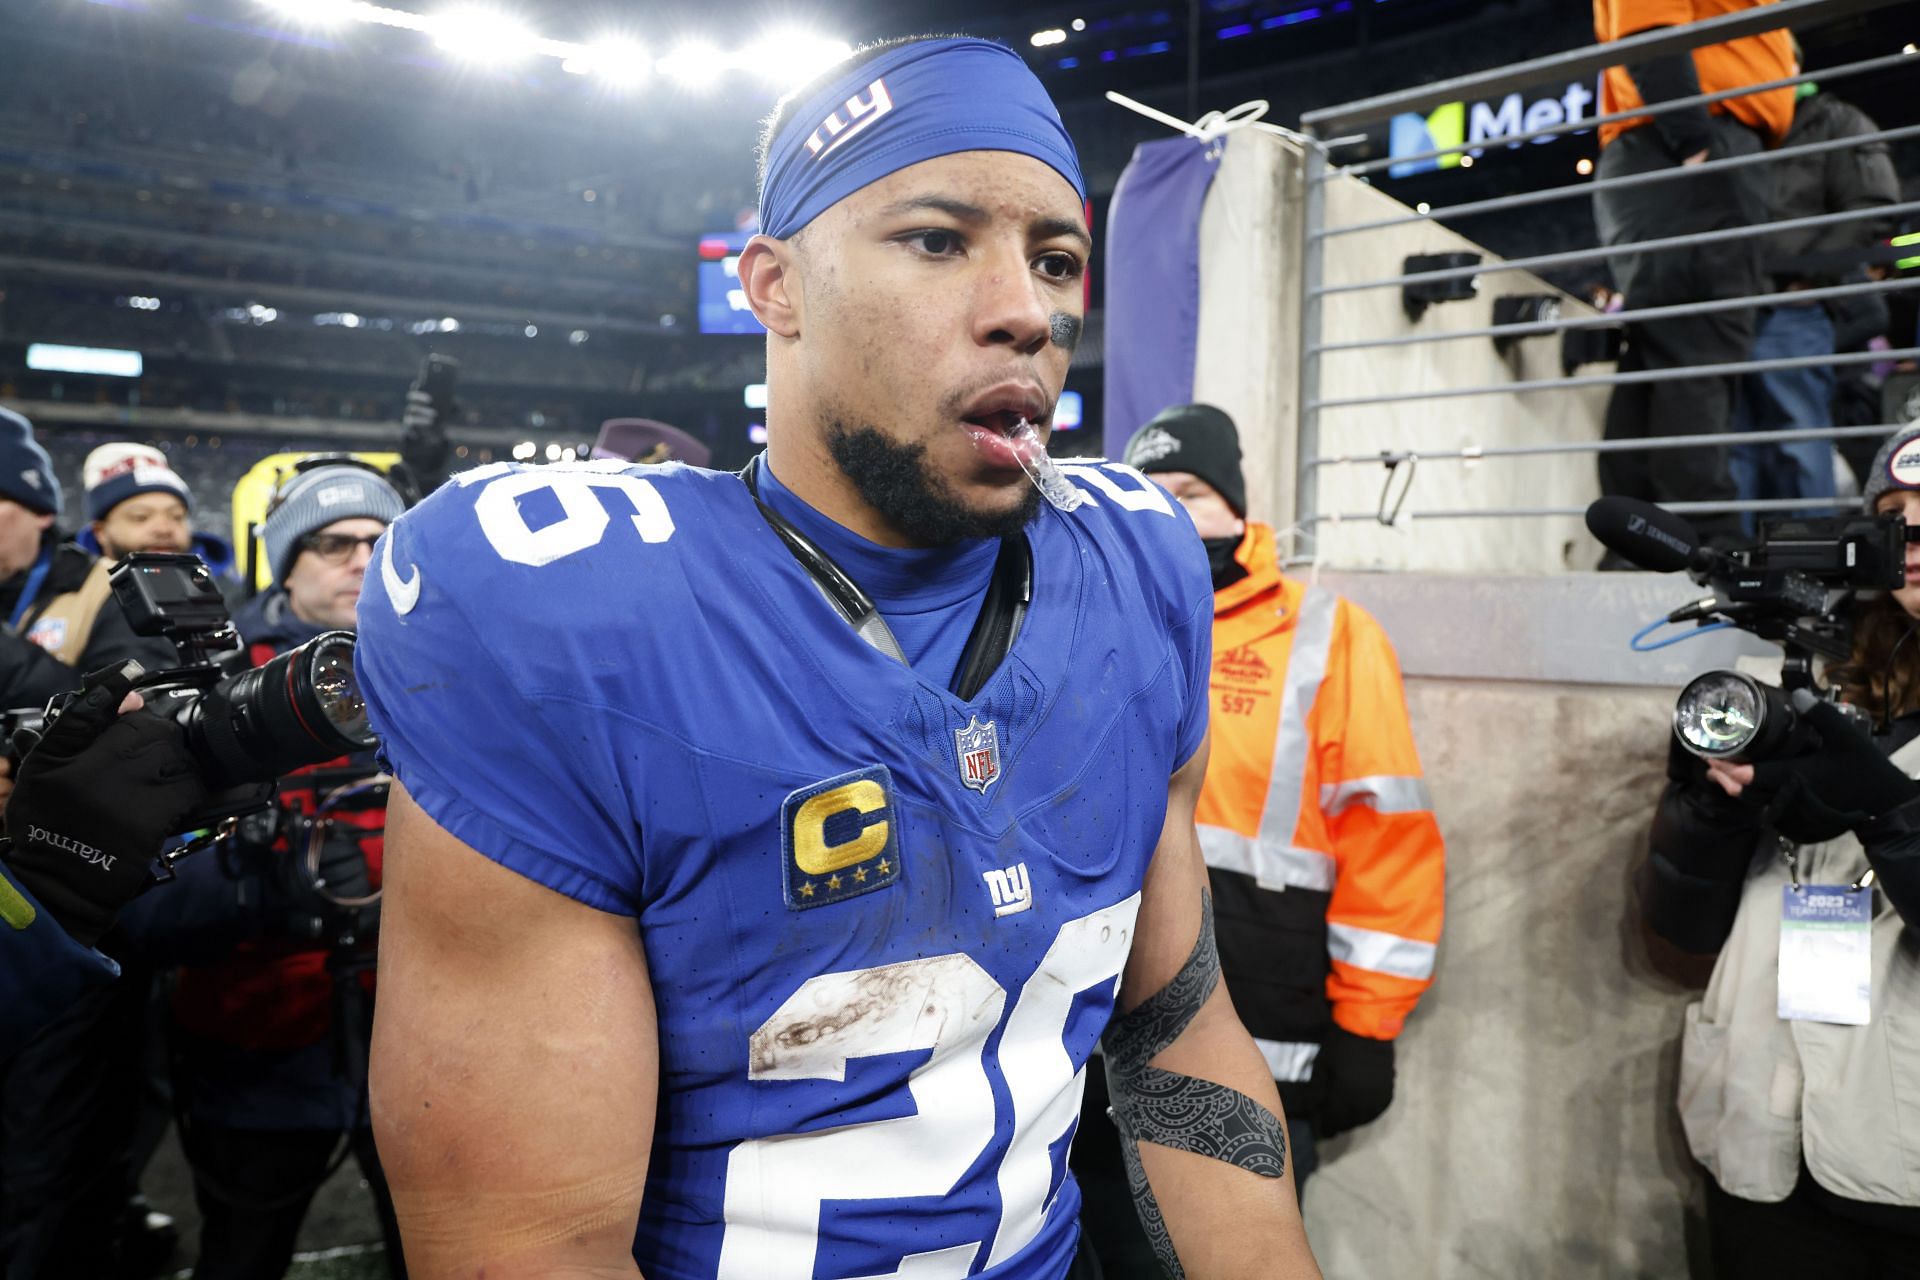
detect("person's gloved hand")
[1313,1025,1396,1139]
[3,662,208,947]
[1747,690,1920,844]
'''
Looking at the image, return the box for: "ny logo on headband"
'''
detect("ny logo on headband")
[805,78,894,159]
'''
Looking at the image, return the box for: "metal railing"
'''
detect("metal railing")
[1292,0,1917,552]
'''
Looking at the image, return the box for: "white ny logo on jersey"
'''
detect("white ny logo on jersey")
[983,863,1033,918]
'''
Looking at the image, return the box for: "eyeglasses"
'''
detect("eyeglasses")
[300,532,382,564]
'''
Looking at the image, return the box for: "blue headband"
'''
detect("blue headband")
[758,38,1086,241]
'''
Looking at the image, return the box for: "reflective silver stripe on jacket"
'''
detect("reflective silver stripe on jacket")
[1253,1037,1322,1083]
[1196,586,1339,892]
[1320,774,1432,817]
[1327,921,1438,981]
[1196,825,1336,892]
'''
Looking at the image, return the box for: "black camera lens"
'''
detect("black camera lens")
[181,630,375,789]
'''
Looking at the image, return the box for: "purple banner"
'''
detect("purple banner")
[1101,137,1220,458]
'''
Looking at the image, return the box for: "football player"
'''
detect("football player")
[357,35,1321,1280]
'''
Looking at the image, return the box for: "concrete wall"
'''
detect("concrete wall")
[1168,130,1615,574]
[1191,129,1303,536]
[1291,573,1737,1278]
[1302,676,1708,1279]
[1308,175,1613,574]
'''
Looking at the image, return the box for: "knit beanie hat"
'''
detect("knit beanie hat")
[1122,403,1247,518]
[83,443,192,522]
[262,462,405,585]
[1862,422,1920,514]
[0,407,62,518]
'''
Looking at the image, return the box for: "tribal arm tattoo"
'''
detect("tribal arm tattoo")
[1101,891,1289,1279]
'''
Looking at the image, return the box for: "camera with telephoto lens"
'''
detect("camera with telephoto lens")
[13,552,376,832]
[109,553,374,826]
[1586,497,1911,763]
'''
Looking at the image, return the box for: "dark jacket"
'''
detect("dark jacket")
[158,589,381,1131]
[0,536,177,712]
[1641,726,1920,955]
[1767,92,1901,277]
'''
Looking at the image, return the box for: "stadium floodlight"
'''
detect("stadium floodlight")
[344,2,436,33]
[439,317,460,331]
[738,30,851,86]
[27,344,143,378]
[1031,28,1068,47]
[657,41,729,89]
[432,7,536,65]
[564,38,650,86]
[256,0,354,27]
[512,440,536,461]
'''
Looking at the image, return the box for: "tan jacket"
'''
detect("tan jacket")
[1678,736,1920,1206]
[16,557,115,667]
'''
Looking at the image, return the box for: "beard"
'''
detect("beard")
[825,420,1041,547]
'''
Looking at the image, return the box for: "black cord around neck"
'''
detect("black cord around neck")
[738,454,1030,698]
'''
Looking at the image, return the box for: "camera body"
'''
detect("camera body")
[106,553,374,829]
[1669,514,1905,762]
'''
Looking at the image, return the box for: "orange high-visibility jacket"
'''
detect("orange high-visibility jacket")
[1594,0,1794,148]
[1197,523,1444,1079]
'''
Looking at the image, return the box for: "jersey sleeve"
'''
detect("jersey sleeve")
[355,478,646,915]
[1170,547,1214,772]
[1057,458,1217,773]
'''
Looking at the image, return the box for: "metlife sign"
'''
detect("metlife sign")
[1388,79,1598,178]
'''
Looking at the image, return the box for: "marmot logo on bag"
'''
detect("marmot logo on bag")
[27,825,112,870]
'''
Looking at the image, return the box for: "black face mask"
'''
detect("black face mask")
[1204,535,1247,591]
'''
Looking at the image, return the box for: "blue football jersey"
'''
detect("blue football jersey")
[356,457,1213,1280]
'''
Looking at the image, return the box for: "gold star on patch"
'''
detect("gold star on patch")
[827,874,843,891]
[853,867,868,883]
[798,882,815,898]
[876,858,892,875]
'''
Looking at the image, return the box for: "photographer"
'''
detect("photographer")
[0,418,196,1277]
[153,459,406,1280]
[1642,422,1920,1276]
[0,412,176,711]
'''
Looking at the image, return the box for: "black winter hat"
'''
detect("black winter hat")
[1122,403,1246,517]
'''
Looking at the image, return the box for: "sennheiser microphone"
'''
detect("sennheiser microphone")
[1584,496,1716,574]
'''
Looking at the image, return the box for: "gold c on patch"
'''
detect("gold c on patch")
[781,765,904,910]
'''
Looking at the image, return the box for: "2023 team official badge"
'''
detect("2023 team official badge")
[781,766,904,911]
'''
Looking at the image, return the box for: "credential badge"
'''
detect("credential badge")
[954,715,1002,795]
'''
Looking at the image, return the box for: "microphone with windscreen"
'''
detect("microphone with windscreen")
[1584,496,1720,574]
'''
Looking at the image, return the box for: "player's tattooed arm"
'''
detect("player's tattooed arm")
[1103,737,1323,1279]
[370,786,654,1280]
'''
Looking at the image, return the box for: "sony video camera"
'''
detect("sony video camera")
[1,553,376,833]
[1586,497,1909,763]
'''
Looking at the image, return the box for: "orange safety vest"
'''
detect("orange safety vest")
[1594,0,1794,148]
[1197,523,1444,1078]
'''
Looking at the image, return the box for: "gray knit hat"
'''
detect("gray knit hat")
[1862,423,1920,514]
[262,463,405,585]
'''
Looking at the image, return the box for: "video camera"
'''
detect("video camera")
[1586,496,1909,762]
[4,553,377,836]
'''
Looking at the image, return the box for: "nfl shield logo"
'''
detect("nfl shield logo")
[954,716,1002,795]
